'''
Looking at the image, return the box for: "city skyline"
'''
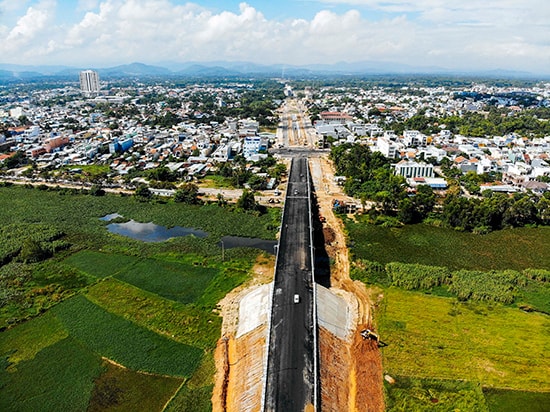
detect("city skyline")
[1,0,549,75]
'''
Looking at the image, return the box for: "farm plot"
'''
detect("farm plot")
[114,258,218,304]
[64,250,139,279]
[86,278,220,349]
[0,336,103,412]
[53,295,203,377]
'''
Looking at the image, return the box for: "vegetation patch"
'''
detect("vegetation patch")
[0,336,103,412]
[164,354,216,412]
[0,261,91,328]
[378,288,550,391]
[64,250,138,279]
[53,295,203,377]
[86,278,220,349]
[483,387,550,412]
[347,221,550,271]
[87,360,182,412]
[0,311,67,368]
[384,376,488,411]
[114,258,218,304]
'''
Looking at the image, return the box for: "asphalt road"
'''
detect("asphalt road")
[264,156,316,411]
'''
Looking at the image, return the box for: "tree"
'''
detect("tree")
[134,184,151,201]
[503,195,538,227]
[270,163,287,180]
[412,185,436,219]
[174,183,200,204]
[248,174,267,190]
[216,193,227,207]
[237,189,258,211]
[19,238,49,263]
[90,184,105,196]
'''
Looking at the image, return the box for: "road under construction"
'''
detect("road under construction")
[213,97,384,412]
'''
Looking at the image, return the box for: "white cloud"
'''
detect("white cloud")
[3,0,55,55]
[0,0,548,74]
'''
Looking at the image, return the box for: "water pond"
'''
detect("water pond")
[106,219,208,242]
[220,236,278,254]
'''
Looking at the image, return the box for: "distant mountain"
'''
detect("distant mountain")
[176,64,242,77]
[0,60,545,82]
[98,62,172,77]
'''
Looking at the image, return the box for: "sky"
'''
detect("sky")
[0,0,549,74]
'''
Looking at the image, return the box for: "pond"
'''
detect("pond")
[220,236,278,254]
[106,220,208,242]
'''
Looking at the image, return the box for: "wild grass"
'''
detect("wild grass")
[0,311,67,367]
[63,250,138,278]
[164,354,216,412]
[378,288,550,391]
[384,376,488,411]
[346,219,550,271]
[483,387,550,412]
[87,361,183,412]
[86,278,220,350]
[114,258,218,304]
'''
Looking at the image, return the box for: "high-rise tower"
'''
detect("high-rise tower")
[79,70,100,97]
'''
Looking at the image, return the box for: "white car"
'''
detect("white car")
[294,294,300,304]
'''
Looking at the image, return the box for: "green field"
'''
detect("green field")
[63,250,139,279]
[53,295,204,377]
[0,184,271,410]
[346,219,550,409]
[379,288,550,410]
[379,288,550,390]
[114,258,218,304]
[347,219,550,271]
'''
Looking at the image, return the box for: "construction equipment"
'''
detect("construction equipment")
[361,329,388,347]
[361,329,378,341]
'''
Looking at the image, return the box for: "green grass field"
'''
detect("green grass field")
[378,288,550,391]
[63,250,139,278]
[483,387,550,412]
[346,219,550,408]
[86,278,220,349]
[347,219,550,271]
[87,361,183,412]
[384,377,488,411]
[0,336,103,412]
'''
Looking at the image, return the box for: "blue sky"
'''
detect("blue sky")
[1,1,549,74]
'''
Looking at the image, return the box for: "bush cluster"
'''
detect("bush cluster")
[354,259,536,304]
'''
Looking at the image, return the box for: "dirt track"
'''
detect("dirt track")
[310,156,384,412]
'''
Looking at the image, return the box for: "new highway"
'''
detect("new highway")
[264,156,317,411]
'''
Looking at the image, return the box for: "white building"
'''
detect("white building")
[79,70,100,97]
[403,130,427,147]
[376,132,399,159]
[243,136,268,160]
[395,160,434,178]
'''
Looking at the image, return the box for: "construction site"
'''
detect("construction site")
[212,154,384,411]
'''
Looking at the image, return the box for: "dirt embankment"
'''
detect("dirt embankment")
[212,255,274,412]
[311,156,384,412]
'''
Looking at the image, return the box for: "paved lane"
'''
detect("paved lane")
[264,156,316,411]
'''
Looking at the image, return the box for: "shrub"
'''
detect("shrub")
[523,268,550,283]
[385,262,450,290]
[449,269,523,304]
